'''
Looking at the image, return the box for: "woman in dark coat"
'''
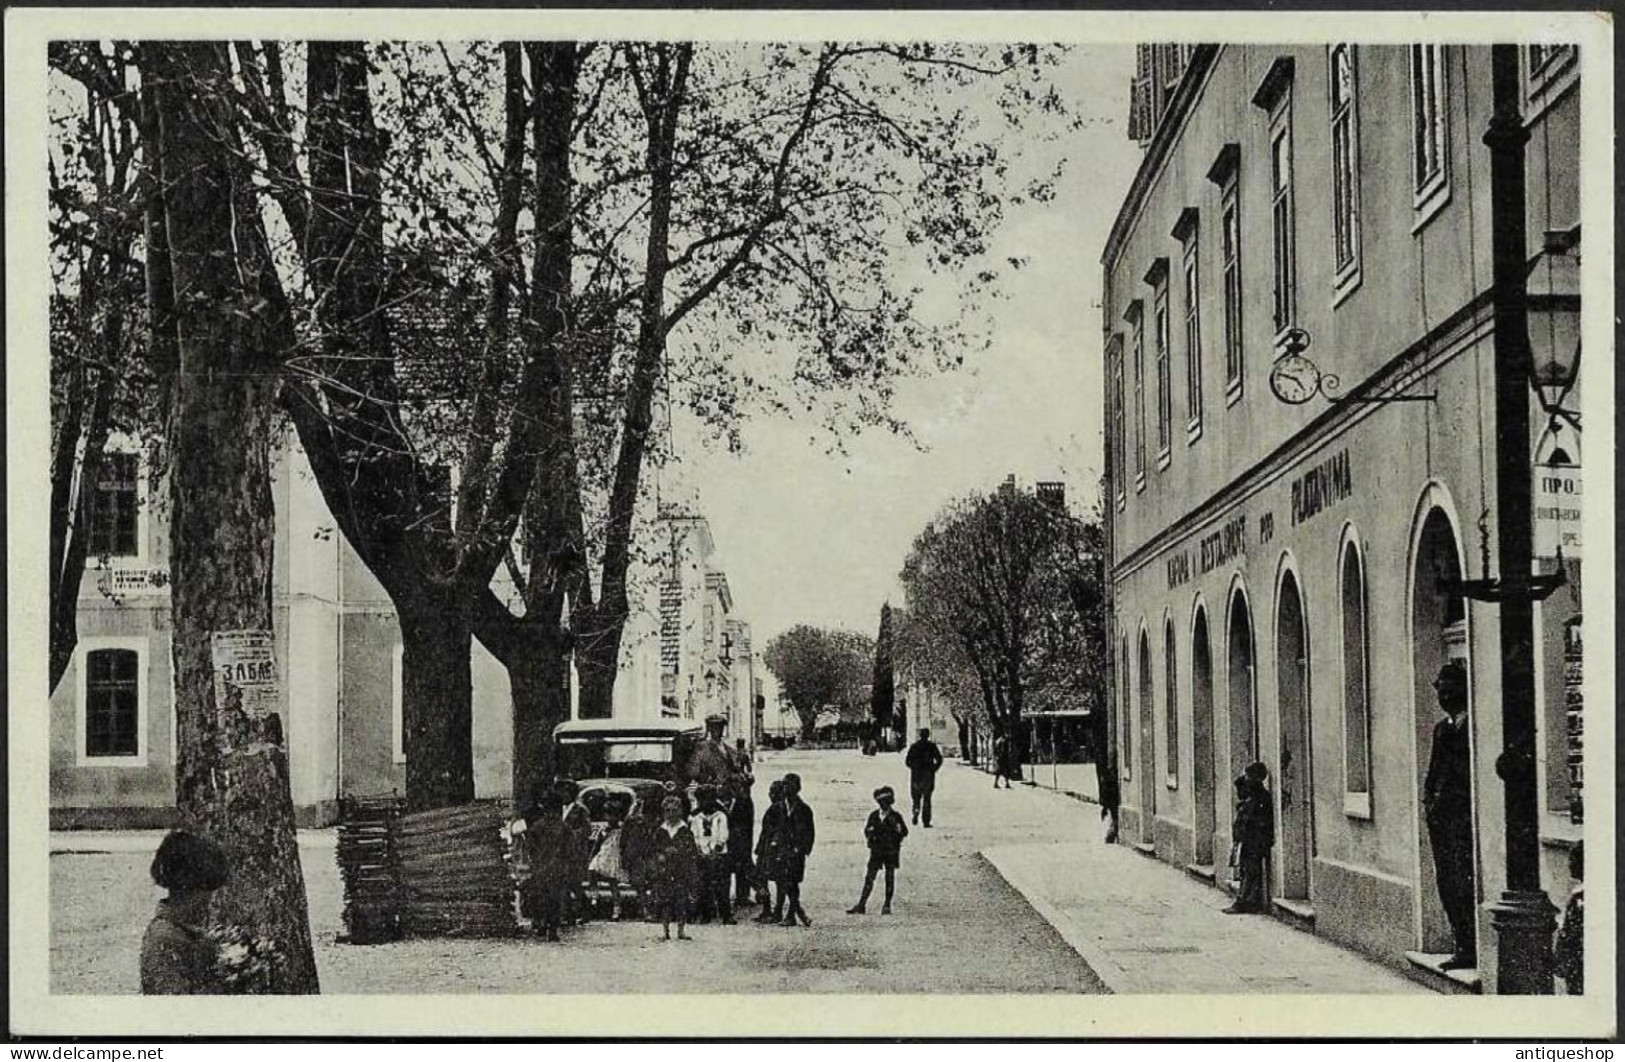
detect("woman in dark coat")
[141,830,230,994]
[754,780,787,922]
[649,794,700,940]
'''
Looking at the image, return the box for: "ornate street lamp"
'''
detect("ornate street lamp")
[1527,227,1582,435]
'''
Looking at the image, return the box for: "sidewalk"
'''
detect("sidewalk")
[982,839,1429,995]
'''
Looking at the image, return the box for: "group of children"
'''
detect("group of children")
[514,772,817,942]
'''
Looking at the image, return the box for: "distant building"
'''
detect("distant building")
[1101,44,1581,991]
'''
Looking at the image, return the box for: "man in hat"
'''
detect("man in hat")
[687,713,736,791]
[848,785,909,915]
[904,727,944,827]
[1424,660,1477,969]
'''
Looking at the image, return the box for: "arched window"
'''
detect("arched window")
[1164,618,1180,788]
[1340,541,1373,816]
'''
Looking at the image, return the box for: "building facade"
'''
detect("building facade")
[1101,44,1582,992]
[52,441,757,825]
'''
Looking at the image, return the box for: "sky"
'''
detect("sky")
[669,47,1142,703]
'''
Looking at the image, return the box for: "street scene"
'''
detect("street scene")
[18,8,1607,1041]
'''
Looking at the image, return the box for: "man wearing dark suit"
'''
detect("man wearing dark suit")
[778,773,816,926]
[1424,661,1477,970]
[904,728,944,827]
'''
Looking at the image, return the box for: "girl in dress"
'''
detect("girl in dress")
[588,806,629,920]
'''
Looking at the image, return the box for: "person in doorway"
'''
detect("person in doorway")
[650,795,699,941]
[754,780,788,922]
[904,727,944,827]
[1423,661,1477,969]
[991,732,1013,789]
[848,786,909,915]
[778,773,816,926]
[1224,762,1274,914]
[1554,841,1584,994]
[141,829,231,994]
[689,786,734,924]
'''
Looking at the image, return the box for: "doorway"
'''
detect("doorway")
[1138,631,1157,844]
[1192,607,1217,866]
[1411,506,1476,956]
[1227,591,1258,780]
[1276,569,1313,901]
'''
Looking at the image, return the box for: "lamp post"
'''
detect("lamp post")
[1460,44,1563,994]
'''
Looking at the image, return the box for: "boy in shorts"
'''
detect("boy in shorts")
[847,785,910,915]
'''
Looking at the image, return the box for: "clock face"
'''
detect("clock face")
[1269,353,1320,405]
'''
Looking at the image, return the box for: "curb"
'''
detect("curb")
[978,847,1124,994]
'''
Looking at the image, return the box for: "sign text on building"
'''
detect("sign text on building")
[1534,462,1581,559]
[1290,448,1353,527]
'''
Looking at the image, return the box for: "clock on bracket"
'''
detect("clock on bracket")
[1268,352,1321,405]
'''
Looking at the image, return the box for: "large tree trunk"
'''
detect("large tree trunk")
[396,586,476,811]
[148,40,318,993]
[574,619,620,721]
[49,359,113,696]
[507,630,570,811]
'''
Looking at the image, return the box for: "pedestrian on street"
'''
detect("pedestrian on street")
[690,785,734,924]
[1423,661,1477,969]
[778,773,816,927]
[520,794,572,941]
[141,829,230,994]
[1554,841,1584,994]
[848,786,909,915]
[904,727,943,827]
[1224,762,1274,914]
[725,775,757,907]
[588,806,630,921]
[650,795,699,941]
[733,738,755,786]
[755,780,788,922]
[1092,718,1121,844]
[991,732,1014,789]
[556,779,594,923]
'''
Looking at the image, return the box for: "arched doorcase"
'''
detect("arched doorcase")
[1274,559,1313,904]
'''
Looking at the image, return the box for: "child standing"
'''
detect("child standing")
[650,795,699,941]
[1225,762,1274,914]
[754,780,787,923]
[520,793,572,941]
[848,786,909,915]
[690,786,734,924]
[588,806,629,921]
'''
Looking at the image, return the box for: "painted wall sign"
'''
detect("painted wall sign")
[1290,448,1353,527]
[1167,550,1192,589]
[1199,514,1248,574]
[211,630,280,720]
[1534,462,1582,559]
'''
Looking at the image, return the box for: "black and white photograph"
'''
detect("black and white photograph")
[6,5,1613,1041]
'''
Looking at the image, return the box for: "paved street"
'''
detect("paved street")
[50,749,1107,995]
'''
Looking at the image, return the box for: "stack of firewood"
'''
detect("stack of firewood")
[394,802,519,938]
[335,795,405,944]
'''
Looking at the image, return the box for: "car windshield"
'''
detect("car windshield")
[556,737,677,781]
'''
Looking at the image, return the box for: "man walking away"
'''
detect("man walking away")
[991,732,1013,789]
[779,773,816,926]
[1424,661,1477,970]
[1224,762,1274,914]
[904,728,944,827]
[848,786,909,915]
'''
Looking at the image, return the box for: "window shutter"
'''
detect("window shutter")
[1128,75,1154,141]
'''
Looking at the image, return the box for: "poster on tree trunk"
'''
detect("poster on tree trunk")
[211,630,280,721]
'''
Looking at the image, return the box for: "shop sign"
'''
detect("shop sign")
[1199,514,1248,575]
[1534,462,1581,559]
[1290,448,1354,527]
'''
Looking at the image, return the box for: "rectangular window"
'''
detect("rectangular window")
[1134,322,1147,484]
[89,451,140,558]
[1329,45,1362,296]
[1410,44,1450,219]
[1182,235,1204,437]
[1220,184,1243,396]
[1110,337,1126,509]
[85,648,140,758]
[1269,97,1296,336]
[1153,282,1172,464]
